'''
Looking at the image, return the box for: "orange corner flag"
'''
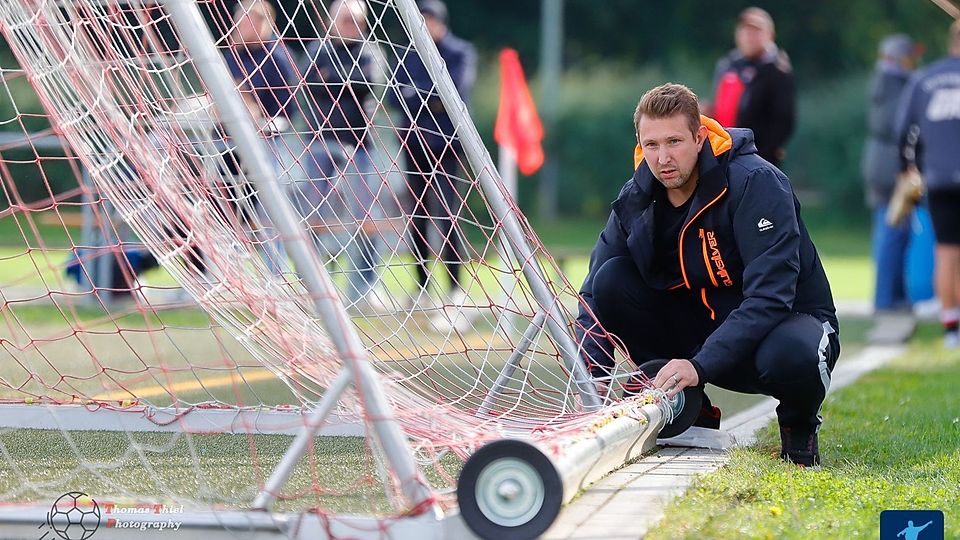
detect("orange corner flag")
[494,48,544,176]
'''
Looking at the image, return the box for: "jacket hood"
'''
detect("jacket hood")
[634,115,745,170]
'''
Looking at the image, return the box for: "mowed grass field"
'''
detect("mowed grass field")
[0,295,566,511]
[646,323,960,540]
[0,214,873,512]
[0,215,874,299]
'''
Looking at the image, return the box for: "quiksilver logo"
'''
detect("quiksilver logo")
[758,218,773,232]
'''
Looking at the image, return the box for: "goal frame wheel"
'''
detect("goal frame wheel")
[457,439,563,540]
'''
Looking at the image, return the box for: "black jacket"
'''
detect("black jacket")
[390,32,477,150]
[576,123,838,383]
[713,47,795,165]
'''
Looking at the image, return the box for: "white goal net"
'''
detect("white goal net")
[0,0,657,536]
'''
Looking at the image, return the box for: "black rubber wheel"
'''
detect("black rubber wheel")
[637,358,704,439]
[457,439,563,540]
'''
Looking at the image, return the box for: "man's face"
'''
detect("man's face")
[331,6,365,40]
[235,9,269,42]
[637,114,707,192]
[735,22,771,59]
[424,15,447,42]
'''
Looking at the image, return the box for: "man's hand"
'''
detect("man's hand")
[653,359,699,399]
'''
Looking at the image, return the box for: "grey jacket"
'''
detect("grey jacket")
[862,60,912,208]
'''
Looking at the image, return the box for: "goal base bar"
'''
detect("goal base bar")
[0,403,364,437]
[0,504,478,539]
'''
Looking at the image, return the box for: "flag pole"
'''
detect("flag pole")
[498,144,519,200]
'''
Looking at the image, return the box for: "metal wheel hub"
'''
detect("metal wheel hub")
[667,389,685,423]
[474,457,545,527]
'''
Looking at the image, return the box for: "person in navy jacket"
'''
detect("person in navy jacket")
[221,0,297,273]
[895,20,960,349]
[576,83,839,467]
[224,0,297,130]
[862,35,926,316]
[392,0,476,318]
[300,0,389,313]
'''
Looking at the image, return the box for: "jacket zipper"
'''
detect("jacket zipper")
[699,228,719,288]
[700,288,716,320]
[678,187,729,289]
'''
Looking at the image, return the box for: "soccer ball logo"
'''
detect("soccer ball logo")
[47,492,100,540]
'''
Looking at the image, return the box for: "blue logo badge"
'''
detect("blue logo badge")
[880,510,944,540]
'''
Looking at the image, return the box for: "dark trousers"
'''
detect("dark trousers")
[403,137,465,290]
[592,256,839,430]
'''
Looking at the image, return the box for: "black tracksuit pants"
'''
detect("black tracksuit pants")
[403,137,465,290]
[591,256,840,431]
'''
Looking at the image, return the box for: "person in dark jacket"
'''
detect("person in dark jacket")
[895,21,960,349]
[709,7,795,168]
[575,83,839,466]
[222,0,298,274]
[224,0,297,128]
[862,35,929,326]
[300,0,389,313]
[392,0,477,323]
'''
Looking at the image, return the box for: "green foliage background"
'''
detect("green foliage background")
[1,0,954,225]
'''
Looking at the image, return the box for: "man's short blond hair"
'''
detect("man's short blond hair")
[634,83,701,137]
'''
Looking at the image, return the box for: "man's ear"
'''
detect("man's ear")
[696,124,709,149]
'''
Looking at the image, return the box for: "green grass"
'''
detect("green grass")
[0,320,870,515]
[0,211,76,249]
[0,429,463,514]
[644,323,960,540]
[0,215,873,415]
[0,210,873,301]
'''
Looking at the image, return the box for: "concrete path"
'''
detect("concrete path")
[544,343,906,540]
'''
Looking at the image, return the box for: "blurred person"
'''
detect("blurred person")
[392,0,477,319]
[576,83,838,466]
[301,0,389,313]
[896,20,960,349]
[709,7,795,168]
[225,0,297,130]
[223,0,298,274]
[862,34,929,340]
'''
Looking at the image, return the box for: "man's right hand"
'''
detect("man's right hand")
[653,358,700,399]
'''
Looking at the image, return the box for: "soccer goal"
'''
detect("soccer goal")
[0,0,683,538]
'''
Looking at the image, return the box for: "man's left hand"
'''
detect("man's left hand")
[653,359,699,399]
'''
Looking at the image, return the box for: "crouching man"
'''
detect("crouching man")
[576,83,840,466]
